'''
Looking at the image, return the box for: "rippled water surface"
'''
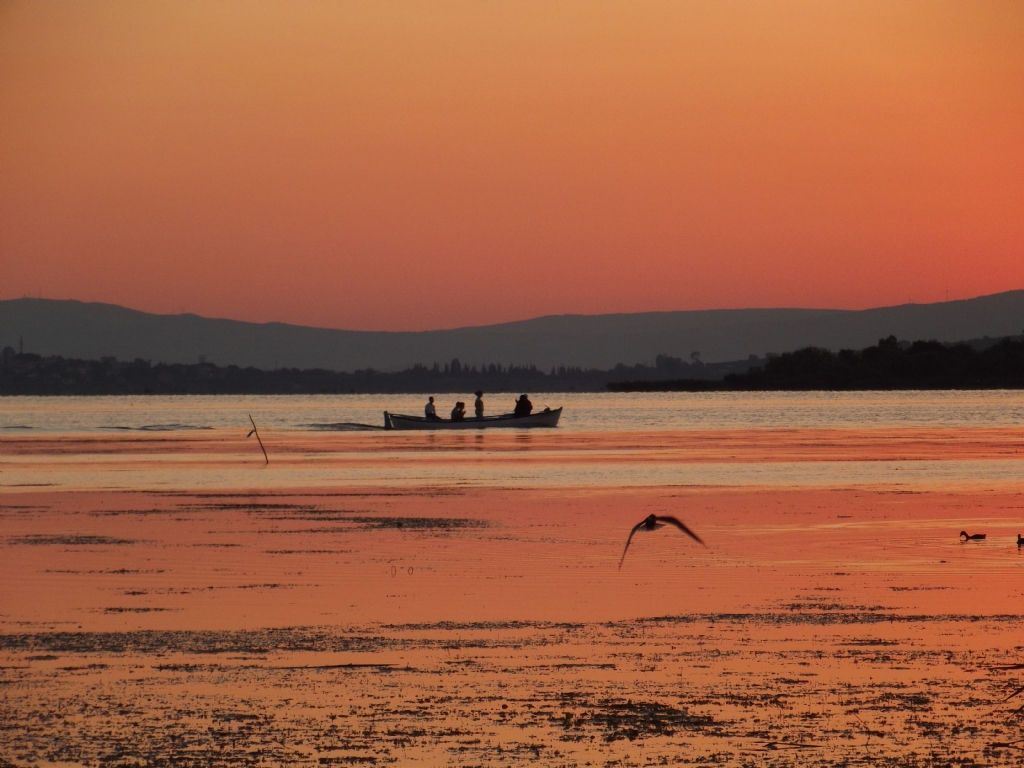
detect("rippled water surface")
[3,392,1024,766]
[4,392,1024,490]
[4,390,1024,432]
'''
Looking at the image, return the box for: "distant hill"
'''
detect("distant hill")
[1,292,1023,372]
[610,336,1024,392]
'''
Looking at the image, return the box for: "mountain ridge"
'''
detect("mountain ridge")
[2,292,1023,372]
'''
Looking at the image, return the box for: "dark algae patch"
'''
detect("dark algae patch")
[1,614,1022,766]
[8,534,140,546]
[103,607,175,614]
[558,697,717,742]
[254,516,488,534]
[0,628,398,655]
[349,516,488,530]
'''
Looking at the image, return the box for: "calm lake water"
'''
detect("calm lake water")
[4,395,1024,767]
[2,392,1023,490]
[3,390,1024,432]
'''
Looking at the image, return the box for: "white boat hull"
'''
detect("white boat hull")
[384,408,561,430]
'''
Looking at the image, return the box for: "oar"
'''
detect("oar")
[247,415,268,465]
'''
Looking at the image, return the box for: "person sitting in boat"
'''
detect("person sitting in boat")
[424,396,441,420]
[513,394,533,417]
[474,391,485,418]
[451,402,466,421]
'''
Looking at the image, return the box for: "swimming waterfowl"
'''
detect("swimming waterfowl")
[1017,534,1023,547]
[959,530,986,541]
[619,514,706,569]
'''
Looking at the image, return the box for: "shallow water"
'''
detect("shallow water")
[4,389,1024,432]
[3,393,1024,491]
[2,393,1024,765]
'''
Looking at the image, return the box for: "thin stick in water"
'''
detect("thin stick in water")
[247,414,268,464]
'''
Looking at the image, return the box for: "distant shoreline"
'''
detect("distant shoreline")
[610,336,1024,393]
[4,335,1024,395]
[0,351,754,396]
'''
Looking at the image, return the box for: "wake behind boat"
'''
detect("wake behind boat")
[385,408,561,430]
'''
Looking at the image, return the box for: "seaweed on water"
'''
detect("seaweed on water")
[0,628,397,655]
[558,698,716,742]
[782,602,891,612]
[381,620,583,632]
[349,516,487,530]
[264,549,351,555]
[199,503,321,511]
[88,509,178,517]
[0,616,1018,766]
[8,534,139,546]
[254,517,488,533]
[262,512,364,521]
[635,612,1024,627]
[103,608,175,614]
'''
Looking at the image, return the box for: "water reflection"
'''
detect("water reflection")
[3,391,1024,432]
[2,449,1022,492]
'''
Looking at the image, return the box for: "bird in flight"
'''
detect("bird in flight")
[619,514,706,569]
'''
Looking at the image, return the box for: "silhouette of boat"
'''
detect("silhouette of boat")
[384,408,561,430]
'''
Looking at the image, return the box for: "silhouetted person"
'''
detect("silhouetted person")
[451,402,466,421]
[474,391,485,418]
[424,396,441,420]
[513,394,533,417]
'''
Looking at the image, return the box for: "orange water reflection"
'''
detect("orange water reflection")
[2,426,1024,764]
[3,427,1024,491]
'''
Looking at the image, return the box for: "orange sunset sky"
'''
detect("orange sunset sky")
[2,1,1022,331]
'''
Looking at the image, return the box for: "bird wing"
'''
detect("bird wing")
[655,516,706,547]
[618,520,648,570]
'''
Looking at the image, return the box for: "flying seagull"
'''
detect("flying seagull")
[619,514,706,569]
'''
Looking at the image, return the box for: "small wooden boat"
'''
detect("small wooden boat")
[384,407,561,430]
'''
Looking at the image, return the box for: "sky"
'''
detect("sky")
[2,1,1022,332]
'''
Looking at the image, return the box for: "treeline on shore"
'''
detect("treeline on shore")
[7,336,1023,395]
[0,349,755,396]
[609,336,1024,392]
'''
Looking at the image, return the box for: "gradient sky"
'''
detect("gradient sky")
[2,1,1022,331]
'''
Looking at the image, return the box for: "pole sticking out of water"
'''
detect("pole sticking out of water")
[247,415,268,465]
